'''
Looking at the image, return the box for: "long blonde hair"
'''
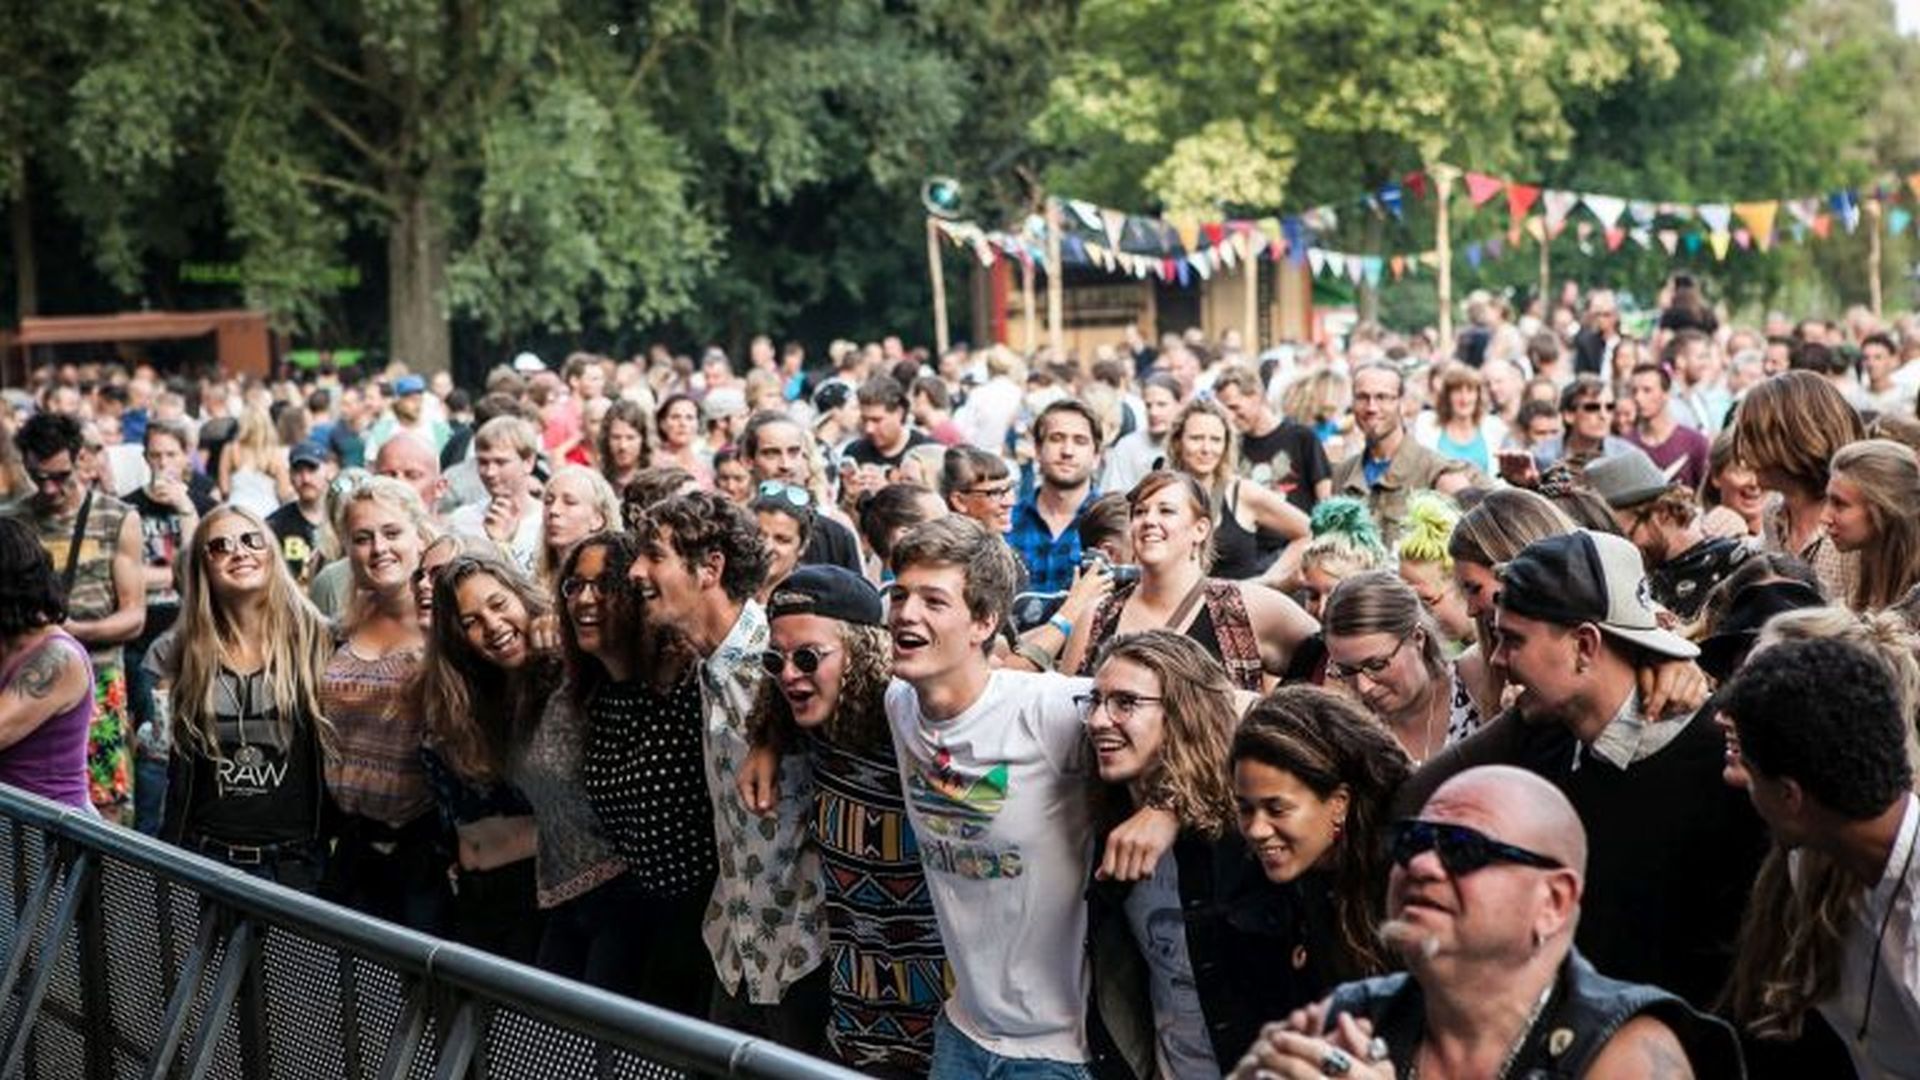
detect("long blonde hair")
[229,404,279,468]
[1829,439,1920,612]
[169,507,336,759]
[538,465,622,586]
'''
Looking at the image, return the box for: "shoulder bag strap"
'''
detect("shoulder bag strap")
[62,491,94,593]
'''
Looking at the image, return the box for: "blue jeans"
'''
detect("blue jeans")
[928,1014,1094,1080]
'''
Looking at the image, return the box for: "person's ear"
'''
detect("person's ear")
[1572,623,1604,674]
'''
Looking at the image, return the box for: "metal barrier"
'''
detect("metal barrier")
[0,784,862,1080]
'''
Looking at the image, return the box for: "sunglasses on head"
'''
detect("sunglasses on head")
[760,645,837,677]
[757,481,811,509]
[1388,819,1565,877]
[205,531,269,559]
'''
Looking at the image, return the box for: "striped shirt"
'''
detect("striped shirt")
[321,645,432,827]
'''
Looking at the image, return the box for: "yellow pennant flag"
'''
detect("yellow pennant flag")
[1708,231,1732,261]
[1524,216,1548,244]
[1170,215,1202,254]
[1733,201,1778,251]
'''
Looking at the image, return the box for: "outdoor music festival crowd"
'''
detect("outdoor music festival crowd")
[3,276,1920,1079]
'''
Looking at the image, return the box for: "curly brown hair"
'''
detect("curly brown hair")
[1230,685,1412,980]
[635,491,770,603]
[419,554,560,782]
[1091,631,1239,837]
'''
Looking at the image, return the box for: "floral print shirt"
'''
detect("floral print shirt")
[699,600,826,1003]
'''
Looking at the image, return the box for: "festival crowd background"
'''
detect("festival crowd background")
[2,275,1919,1078]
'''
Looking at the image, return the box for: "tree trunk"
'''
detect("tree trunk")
[10,150,38,320]
[387,182,450,373]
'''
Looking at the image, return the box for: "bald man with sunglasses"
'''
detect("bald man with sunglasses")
[1232,766,1743,1080]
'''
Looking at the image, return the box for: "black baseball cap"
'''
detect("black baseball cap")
[767,565,883,627]
[1498,530,1698,659]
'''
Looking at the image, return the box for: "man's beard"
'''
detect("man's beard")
[1379,916,1443,961]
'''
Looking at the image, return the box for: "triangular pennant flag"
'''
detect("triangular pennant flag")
[1308,249,1328,277]
[1171,215,1201,254]
[1404,172,1429,200]
[1627,201,1657,226]
[1524,216,1549,244]
[1345,255,1365,284]
[1202,222,1226,248]
[1390,256,1407,280]
[1419,251,1442,269]
[1192,252,1214,281]
[1830,191,1860,233]
[1582,194,1627,227]
[1709,231,1732,261]
[1660,202,1695,222]
[1906,173,1920,205]
[1697,204,1733,234]
[1890,207,1914,237]
[1683,232,1704,255]
[1629,227,1652,249]
[1160,258,1176,281]
[1604,227,1626,252]
[1487,235,1506,258]
[1465,172,1505,206]
[1067,199,1105,233]
[1506,182,1542,225]
[1257,217,1281,245]
[1101,208,1127,249]
[1733,228,1753,251]
[1466,242,1484,269]
[1733,202,1778,251]
[1784,198,1820,229]
[1812,213,1833,239]
[1657,229,1679,255]
[1176,259,1191,287]
[1217,238,1239,269]
[1542,190,1580,231]
[1379,183,1404,220]
[1362,256,1385,287]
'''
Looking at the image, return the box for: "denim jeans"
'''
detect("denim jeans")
[928,1014,1094,1080]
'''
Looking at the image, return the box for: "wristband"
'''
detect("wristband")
[1048,613,1074,638]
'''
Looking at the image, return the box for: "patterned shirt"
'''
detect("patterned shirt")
[1006,489,1096,595]
[1762,495,1859,607]
[321,645,434,828]
[10,492,133,671]
[515,694,628,909]
[582,676,716,899]
[700,601,826,1004]
[807,731,949,1072]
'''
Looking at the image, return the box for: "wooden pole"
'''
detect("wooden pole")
[1432,165,1456,347]
[1242,235,1259,352]
[1868,198,1885,317]
[1045,199,1065,359]
[1537,220,1551,314]
[926,219,950,356]
[1021,257,1037,354]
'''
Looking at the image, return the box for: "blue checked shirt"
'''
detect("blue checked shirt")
[1006,489,1097,595]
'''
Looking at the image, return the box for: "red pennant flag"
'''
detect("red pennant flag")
[1203,223,1226,248]
[1604,227,1626,252]
[1404,172,1428,199]
[1506,183,1541,226]
[1390,255,1406,279]
[1812,214,1833,239]
[1465,173,1504,206]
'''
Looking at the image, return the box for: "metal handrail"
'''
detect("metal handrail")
[0,783,863,1080]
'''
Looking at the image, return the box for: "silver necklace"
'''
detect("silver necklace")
[1407,981,1553,1080]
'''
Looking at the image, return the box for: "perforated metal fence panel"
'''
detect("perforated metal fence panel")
[0,787,860,1080]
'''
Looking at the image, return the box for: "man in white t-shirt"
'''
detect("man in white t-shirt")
[446,416,542,573]
[884,515,1168,1078]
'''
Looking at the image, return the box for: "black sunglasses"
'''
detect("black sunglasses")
[28,468,73,487]
[205,531,269,559]
[760,645,837,677]
[1388,820,1564,876]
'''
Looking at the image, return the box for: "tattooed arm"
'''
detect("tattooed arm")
[0,636,91,751]
[1586,1015,1697,1080]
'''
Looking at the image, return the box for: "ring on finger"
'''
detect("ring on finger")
[1366,1037,1390,1063]
[1320,1046,1354,1077]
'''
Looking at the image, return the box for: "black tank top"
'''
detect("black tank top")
[1212,482,1275,580]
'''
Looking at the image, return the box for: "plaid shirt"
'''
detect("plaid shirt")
[1006,489,1097,595]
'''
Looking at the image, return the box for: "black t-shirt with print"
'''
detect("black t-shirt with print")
[1239,419,1330,514]
[266,502,321,581]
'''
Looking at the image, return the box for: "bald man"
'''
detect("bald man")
[1233,766,1743,1080]
[372,432,448,513]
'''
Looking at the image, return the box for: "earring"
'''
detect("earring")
[1332,818,1346,840]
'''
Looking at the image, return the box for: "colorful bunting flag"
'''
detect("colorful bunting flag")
[1830,191,1860,233]
[1696,204,1732,234]
[1708,232,1731,261]
[1733,202,1778,251]
[1582,194,1627,227]
[1506,183,1542,226]
[1658,230,1679,255]
[1683,233,1704,255]
[1732,228,1752,251]
[1171,215,1201,254]
[1604,227,1626,252]
[1379,184,1404,220]
[1890,207,1914,237]
[1465,173,1505,206]
[1390,256,1407,280]
[1543,190,1580,231]
[1308,249,1327,277]
[1812,214,1833,240]
[1068,199,1104,234]
[1101,208,1127,249]
[1628,201,1658,227]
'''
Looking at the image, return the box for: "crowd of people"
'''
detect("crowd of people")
[0,281,1918,1078]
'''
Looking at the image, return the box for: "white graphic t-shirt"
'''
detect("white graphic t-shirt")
[885,670,1093,1063]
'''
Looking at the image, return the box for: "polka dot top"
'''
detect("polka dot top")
[581,675,717,899]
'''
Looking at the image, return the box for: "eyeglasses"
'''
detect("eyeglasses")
[1073,690,1164,721]
[1388,820,1565,876]
[963,483,1016,501]
[561,575,609,599]
[205,531,269,559]
[1326,629,1415,682]
[757,481,811,508]
[1574,401,1617,414]
[760,645,838,677]
[27,468,73,488]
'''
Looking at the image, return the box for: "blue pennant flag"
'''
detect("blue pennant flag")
[1378,183,1404,221]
